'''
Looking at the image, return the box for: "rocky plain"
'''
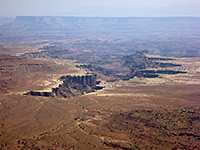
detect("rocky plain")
[0,17,200,149]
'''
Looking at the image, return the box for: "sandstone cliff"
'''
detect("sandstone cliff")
[24,73,101,98]
[52,74,97,98]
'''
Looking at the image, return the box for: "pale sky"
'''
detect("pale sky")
[1,0,200,17]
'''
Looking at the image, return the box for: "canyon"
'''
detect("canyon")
[0,16,200,150]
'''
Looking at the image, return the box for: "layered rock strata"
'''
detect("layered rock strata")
[24,73,102,98]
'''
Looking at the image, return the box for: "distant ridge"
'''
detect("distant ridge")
[0,17,15,26]
[1,16,200,57]
[1,16,200,34]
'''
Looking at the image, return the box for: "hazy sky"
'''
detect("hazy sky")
[1,0,200,17]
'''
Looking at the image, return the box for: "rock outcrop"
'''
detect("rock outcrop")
[24,91,54,97]
[24,73,103,98]
[120,51,187,79]
[127,70,187,79]
[123,51,181,70]
[52,73,97,98]
[21,46,70,59]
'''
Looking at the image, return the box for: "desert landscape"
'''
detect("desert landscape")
[0,16,200,150]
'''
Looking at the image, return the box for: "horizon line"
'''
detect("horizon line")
[2,16,200,18]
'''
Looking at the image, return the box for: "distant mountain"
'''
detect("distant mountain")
[1,16,200,57]
[1,16,200,35]
[0,17,15,26]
